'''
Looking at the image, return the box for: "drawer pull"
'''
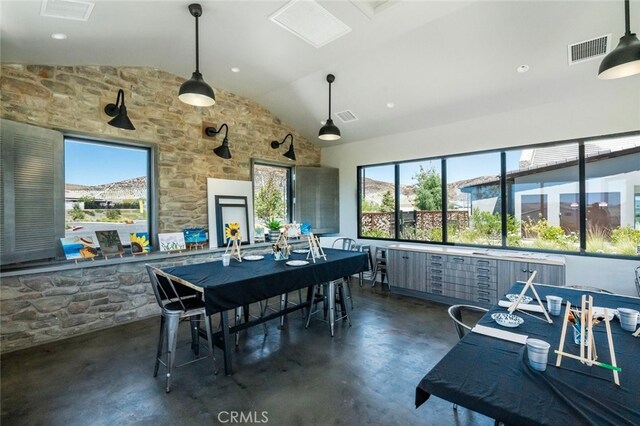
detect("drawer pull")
[432,255,442,259]
[477,283,491,288]
[432,282,442,288]
[432,289,443,295]
[477,275,490,280]
[431,262,442,267]
[432,269,442,274]
[402,256,409,259]
[477,267,490,273]
[477,290,491,296]
[477,298,491,303]
[452,257,465,262]
[477,260,490,265]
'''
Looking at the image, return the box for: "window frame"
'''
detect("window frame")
[250,159,294,225]
[357,130,640,260]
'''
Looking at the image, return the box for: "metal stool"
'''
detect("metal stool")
[305,279,352,336]
[355,243,373,287]
[371,247,388,289]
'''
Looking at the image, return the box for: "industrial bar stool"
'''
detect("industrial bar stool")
[371,247,388,289]
[305,278,352,336]
[146,265,217,393]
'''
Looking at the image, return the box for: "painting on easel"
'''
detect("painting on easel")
[95,230,124,259]
[129,232,151,254]
[158,232,186,252]
[60,236,98,260]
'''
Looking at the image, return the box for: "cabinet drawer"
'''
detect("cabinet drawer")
[472,257,497,267]
[442,270,497,284]
[445,254,470,265]
[441,262,496,274]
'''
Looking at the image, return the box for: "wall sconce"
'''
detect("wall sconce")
[104,89,135,130]
[178,3,216,106]
[270,133,296,161]
[598,0,640,79]
[318,73,341,141]
[205,123,231,159]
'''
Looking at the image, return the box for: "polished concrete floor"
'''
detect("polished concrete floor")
[1,283,493,426]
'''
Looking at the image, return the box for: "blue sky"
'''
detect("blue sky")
[364,151,522,184]
[65,139,147,186]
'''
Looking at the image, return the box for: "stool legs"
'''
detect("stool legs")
[154,315,165,378]
[165,312,180,393]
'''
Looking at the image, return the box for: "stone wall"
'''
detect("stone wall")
[0,64,321,232]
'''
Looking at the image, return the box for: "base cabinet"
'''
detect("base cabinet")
[388,246,565,306]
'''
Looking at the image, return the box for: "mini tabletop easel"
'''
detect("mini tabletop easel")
[272,231,291,260]
[634,327,640,338]
[554,294,621,386]
[507,271,553,324]
[306,233,326,263]
[226,238,242,262]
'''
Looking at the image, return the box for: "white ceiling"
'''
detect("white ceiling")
[1,0,639,146]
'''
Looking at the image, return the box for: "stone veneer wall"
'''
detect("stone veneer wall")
[0,247,280,354]
[0,64,321,353]
[0,64,321,231]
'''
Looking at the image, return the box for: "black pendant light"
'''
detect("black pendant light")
[270,133,296,161]
[179,3,216,106]
[104,89,135,130]
[598,0,640,79]
[205,123,231,159]
[318,74,341,141]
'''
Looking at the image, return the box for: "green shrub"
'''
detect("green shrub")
[611,226,640,245]
[362,228,392,239]
[83,210,95,216]
[105,209,121,220]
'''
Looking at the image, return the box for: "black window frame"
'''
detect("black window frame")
[357,130,640,260]
[251,159,294,225]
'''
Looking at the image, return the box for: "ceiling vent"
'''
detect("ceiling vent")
[269,0,352,48]
[336,110,358,123]
[568,34,611,65]
[40,0,94,21]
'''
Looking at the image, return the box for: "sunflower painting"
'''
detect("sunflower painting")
[225,223,242,242]
[129,232,151,254]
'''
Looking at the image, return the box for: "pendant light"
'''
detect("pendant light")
[104,89,135,130]
[205,123,231,159]
[598,0,640,79]
[270,133,296,161]
[318,74,341,141]
[179,3,216,106]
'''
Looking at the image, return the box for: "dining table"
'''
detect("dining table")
[162,247,369,375]
[415,283,640,426]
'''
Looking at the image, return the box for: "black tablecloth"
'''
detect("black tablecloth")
[415,283,640,426]
[162,248,369,315]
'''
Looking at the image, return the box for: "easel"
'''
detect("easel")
[272,231,291,260]
[306,233,326,263]
[554,294,621,385]
[226,238,242,262]
[634,327,640,337]
[507,271,553,324]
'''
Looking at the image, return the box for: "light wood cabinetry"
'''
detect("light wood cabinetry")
[388,245,565,307]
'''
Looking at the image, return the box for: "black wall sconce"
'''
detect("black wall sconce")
[270,133,296,161]
[104,89,135,130]
[205,123,231,159]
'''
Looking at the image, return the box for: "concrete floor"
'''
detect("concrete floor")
[1,283,493,426]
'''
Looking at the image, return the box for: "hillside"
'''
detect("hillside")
[65,176,147,201]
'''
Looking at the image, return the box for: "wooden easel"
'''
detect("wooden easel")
[507,271,553,324]
[306,233,326,263]
[554,294,620,385]
[272,232,291,260]
[226,238,242,262]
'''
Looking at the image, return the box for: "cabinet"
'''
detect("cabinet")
[388,249,427,292]
[426,253,498,305]
[497,260,565,297]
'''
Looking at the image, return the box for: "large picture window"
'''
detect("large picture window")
[357,132,640,259]
[252,163,291,234]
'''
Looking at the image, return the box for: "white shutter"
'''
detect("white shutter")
[1,119,64,264]
[294,166,339,234]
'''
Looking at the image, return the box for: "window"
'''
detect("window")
[506,143,580,252]
[359,164,396,239]
[253,163,291,232]
[356,131,639,259]
[64,138,151,249]
[447,152,502,246]
[584,136,640,255]
[398,160,442,242]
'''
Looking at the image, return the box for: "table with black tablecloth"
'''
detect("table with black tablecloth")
[162,248,369,375]
[415,283,640,426]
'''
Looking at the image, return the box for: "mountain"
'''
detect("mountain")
[65,177,147,201]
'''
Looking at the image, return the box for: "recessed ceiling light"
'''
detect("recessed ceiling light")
[386,102,395,108]
[51,33,68,40]
[231,67,240,73]
[517,64,530,73]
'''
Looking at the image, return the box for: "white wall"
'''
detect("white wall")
[321,85,640,296]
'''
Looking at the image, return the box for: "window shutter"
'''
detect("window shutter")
[1,119,64,265]
[294,166,339,234]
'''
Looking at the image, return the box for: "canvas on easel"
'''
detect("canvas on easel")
[272,231,291,260]
[306,233,326,263]
[225,223,242,261]
[507,271,553,324]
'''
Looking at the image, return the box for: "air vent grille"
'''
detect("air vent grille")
[336,110,358,123]
[568,35,610,65]
[40,0,94,21]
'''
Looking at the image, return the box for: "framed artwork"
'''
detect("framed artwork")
[129,232,151,254]
[95,230,124,258]
[60,236,98,260]
[284,223,301,238]
[158,232,186,252]
[224,222,242,243]
[215,196,250,247]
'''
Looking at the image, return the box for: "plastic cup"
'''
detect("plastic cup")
[618,308,639,332]
[526,338,550,372]
[222,253,231,266]
[546,295,562,316]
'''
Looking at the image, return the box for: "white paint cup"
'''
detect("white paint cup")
[617,308,639,332]
[222,253,231,266]
[546,295,562,316]
[526,338,550,372]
